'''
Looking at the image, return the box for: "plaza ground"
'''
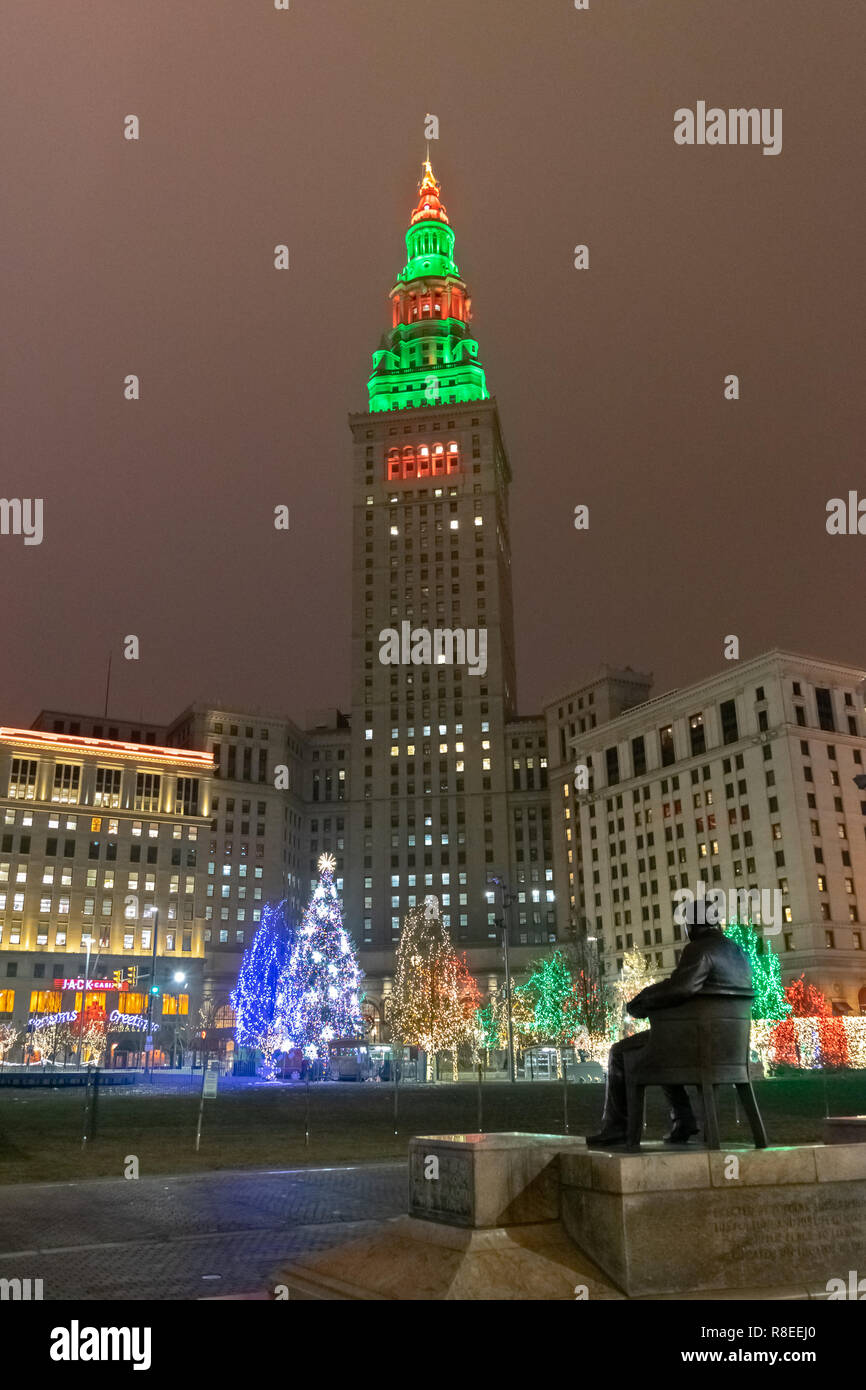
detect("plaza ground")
[1,1073,863,1185]
[0,1163,407,1300]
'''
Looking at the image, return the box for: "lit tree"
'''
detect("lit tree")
[35,1022,76,1066]
[388,896,476,1080]
[518,952,574,1076]
[452,952,482,1077]
[613,948,656,1038]
[231,899,295,1080]
[562,928,617,1065]
[70,999,107,1066]
[0,1024,20,1066]
[80,1020,107,1065]
[770,977,849,1070]
[723,921,790,1022]
[281,854,364,1068]
[474,1000,500,1062]
[518,944,615,1074]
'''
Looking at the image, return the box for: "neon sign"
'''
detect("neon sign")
[29,1011,78,1029]
[109,1010,158,1033]
[54,978,128,992]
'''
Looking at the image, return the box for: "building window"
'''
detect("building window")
[52,764,81,804]
[689,714,706,757]
[94,767,122,808]
[659,726,675,767]
[631,735,646,778]
[9,759,37,800]
[606,747,620,786]
[134,773,161,813]
[175,778,199,816]
[815,688,835,733]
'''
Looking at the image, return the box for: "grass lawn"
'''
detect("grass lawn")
[0,1074,863,1185]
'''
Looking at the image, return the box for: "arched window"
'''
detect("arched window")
[402,446,416,478]
[417,445,430,477]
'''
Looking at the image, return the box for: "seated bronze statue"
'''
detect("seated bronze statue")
[587,914,753,1147]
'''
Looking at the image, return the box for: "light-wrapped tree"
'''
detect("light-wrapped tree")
[231,899,295,1079]
[279,854,364,1070]
[388,896,477,1080]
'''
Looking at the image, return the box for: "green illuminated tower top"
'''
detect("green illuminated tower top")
[367,158,490,413]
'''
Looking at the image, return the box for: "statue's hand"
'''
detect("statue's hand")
[627,990,648,1019]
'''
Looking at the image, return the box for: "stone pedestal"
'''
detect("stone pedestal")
[560,1143,866,1298]
[408,1131,585,1228]
[273,1132,866,1300]
[824,1115,866,1144]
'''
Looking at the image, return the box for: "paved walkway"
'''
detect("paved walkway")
[0,1162,406,1300]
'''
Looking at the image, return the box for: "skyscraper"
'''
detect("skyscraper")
[345,159,534,988]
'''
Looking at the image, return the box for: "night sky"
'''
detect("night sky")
[4,1,864,732]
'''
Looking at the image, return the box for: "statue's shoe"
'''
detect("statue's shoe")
[663,1120,700,1144]
[585,1130,628,1148]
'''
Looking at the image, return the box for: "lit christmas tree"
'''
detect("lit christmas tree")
[723,921,790,1022]
[519,952,574,1048]
[769,976,850,1069]
[613,948,657,1037]
[517,952,575,1076]
[231,899,295,1079]
[282,854,364,1066]
[388,896,477,1080]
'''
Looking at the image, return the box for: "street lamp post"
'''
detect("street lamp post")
[490,876,516,1083]
[144,908,159,1079]
[171,971,187,1069]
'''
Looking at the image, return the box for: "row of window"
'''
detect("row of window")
[8,761,200,813]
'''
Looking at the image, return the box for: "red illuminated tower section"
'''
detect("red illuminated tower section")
[347,159,517,966]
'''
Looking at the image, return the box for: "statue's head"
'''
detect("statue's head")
[675,892,724,941]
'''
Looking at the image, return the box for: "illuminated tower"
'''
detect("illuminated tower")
[346,158,518,979]
[366,158,489,414]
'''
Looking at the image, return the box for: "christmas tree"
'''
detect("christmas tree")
[388,896,477,1080]
[519,952,575,1048]
[231,899,295,1079]
[770,976,849,1069]
[723,921,790,1022]
[282,854,364,1065]
[613,948,656,1037]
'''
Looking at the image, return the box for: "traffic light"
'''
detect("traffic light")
[150,985,159,996]
[126,965,138,986]
[112,969,124,986]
